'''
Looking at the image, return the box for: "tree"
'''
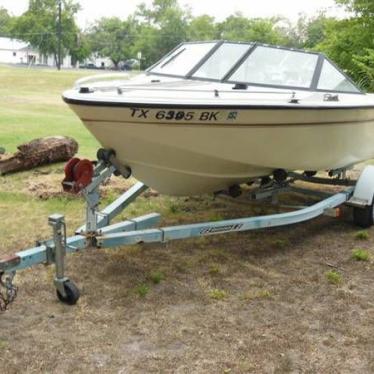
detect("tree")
[155,5,189,54]
[338,1,374,90]
[70,32,91,66]
[317,19,367,67]
[217,13,286,44]
[336,0,374,18]
[271,17,303,48]
[352,49,374,91]
[0,7,12,36]
[217,14,252,41]
[313,0,374,90]
[132,0,190,68]
[187,15,217,41]
[290,13,336,49]
[11,0,83,65]
[88,17,136,68]
[130,24,159,68]
[136,0,181,24]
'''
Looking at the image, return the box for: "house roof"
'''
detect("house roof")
[0,37,29,51]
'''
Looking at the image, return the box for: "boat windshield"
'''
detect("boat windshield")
[229,46,318,88]
[150,42,216,76]
[148,41,361,94]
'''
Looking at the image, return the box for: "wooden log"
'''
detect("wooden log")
[0,136,78,175]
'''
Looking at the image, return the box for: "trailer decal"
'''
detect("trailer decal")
[200,224,243,235]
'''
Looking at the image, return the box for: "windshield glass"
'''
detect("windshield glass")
[229,46,318,88]
[193,43,250,80]
[148,42,361,93]
[317,59,360,93]
[150,42,215,76]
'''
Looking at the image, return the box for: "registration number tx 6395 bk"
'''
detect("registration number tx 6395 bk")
[130,108,238,122]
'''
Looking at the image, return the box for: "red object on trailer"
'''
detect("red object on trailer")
[62,158,94,193]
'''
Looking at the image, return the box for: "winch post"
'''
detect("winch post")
[49,214,68,297]
[84,188,100,233]
[81,161,116,233]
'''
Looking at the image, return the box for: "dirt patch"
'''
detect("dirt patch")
[1,169,373,373]
[23,171,159,200]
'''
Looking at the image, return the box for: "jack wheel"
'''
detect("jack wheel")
[56,280,80,305]
[353,196,374,228]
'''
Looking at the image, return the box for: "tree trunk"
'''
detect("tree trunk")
[0,136,78,175]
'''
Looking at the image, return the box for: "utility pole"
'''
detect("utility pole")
[57,0,62,70]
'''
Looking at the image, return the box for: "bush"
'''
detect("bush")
[352,249,370,261]
[326,270,342,285]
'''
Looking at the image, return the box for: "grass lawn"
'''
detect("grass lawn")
[0,64,99,156]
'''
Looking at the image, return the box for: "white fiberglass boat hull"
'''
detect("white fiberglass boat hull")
[63,39,374,195]
[64,98,374,195]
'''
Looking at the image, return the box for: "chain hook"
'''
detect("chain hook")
[0,271,18,312]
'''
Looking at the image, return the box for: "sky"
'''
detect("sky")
[0,0,345,28]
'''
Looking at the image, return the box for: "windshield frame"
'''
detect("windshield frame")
[146,41,363,94]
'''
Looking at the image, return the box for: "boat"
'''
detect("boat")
[63,41,374,196]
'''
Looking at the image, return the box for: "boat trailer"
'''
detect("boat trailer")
[1,150,374,310]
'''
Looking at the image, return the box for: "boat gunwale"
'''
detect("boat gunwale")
[62,96,374,111]
[80,117,374,128]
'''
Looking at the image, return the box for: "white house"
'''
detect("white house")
[0,37,73,68]
[81,53,114,69]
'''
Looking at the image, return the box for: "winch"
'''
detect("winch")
[62,157,94,193]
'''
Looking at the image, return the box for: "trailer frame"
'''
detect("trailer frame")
[1,154,373,308]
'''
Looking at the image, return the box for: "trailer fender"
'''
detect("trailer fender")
[348,165,374,207]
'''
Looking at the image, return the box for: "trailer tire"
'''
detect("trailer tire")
[56,280,80,305]
[353,204,374,228]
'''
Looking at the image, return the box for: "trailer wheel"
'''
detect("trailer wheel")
[56,280,80,305]
[353,203,374,228]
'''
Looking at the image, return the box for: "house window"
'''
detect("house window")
[13,52,16,57]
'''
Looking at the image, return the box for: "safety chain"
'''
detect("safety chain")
[0,271,18,312]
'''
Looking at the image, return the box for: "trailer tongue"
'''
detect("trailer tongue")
[1,150,373,311]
